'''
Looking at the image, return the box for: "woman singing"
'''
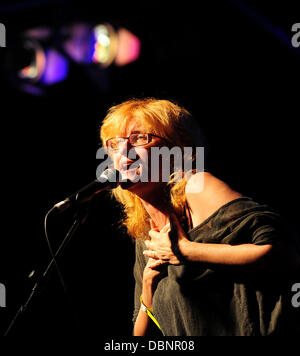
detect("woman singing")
[100,98,300,336]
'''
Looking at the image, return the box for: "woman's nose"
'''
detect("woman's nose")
[118,139,132,156]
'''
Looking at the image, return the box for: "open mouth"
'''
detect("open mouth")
[120,161,141,179]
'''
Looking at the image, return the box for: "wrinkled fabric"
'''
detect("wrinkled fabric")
[133,197,300,336]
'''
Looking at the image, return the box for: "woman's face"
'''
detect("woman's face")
[109,119,166,196]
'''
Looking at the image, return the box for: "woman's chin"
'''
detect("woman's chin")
[119,167,150,191]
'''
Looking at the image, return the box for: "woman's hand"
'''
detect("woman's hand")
[142,257,168,308]
[143,257,167,285]
[143,214,190,265]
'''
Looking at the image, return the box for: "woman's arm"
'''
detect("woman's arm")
[145,224,274,268]
[178,240,273,265]
[133,284,152,336]
[144,215,300,274]
[133,258,166,336]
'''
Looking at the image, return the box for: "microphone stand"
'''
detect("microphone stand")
[4,203,90,336]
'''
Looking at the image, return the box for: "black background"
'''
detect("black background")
[0,0,299,339]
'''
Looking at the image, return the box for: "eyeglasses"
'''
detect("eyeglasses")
[106,133,166,151]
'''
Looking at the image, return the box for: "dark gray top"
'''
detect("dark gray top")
[133,197,300,336]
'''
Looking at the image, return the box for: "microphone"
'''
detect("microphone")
[53,168,121,212]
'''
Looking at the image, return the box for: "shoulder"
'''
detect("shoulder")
[185,172,243,227]
[185,171,206,195]
[185,171,242,201]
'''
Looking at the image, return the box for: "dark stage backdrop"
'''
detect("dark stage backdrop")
[0,0,299,338]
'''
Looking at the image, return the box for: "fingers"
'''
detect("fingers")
[143,249,158,259]
[143,250,169,261]
[149,220,170,233]
[148,259,168,269]
[148,223,170,240]
[144,240,153,250]
[144,249,170,262]
[148,230,160,240]
[161,223,171,233]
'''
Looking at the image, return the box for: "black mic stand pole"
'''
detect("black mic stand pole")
[4,203,89,336]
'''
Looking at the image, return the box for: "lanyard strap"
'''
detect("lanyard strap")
[140,295,161,331]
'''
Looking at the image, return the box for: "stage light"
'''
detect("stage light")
[62,23,141,67]
[114,28,141,66]
[61,23,95,64]
[39,49,69,85]
[4,21,140,95]
[92,24,118,67]
[17,30,69,86]
[18,39,46,82]
[92,24,141,67]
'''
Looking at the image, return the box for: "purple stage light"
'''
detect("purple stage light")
[40,49,69,85]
